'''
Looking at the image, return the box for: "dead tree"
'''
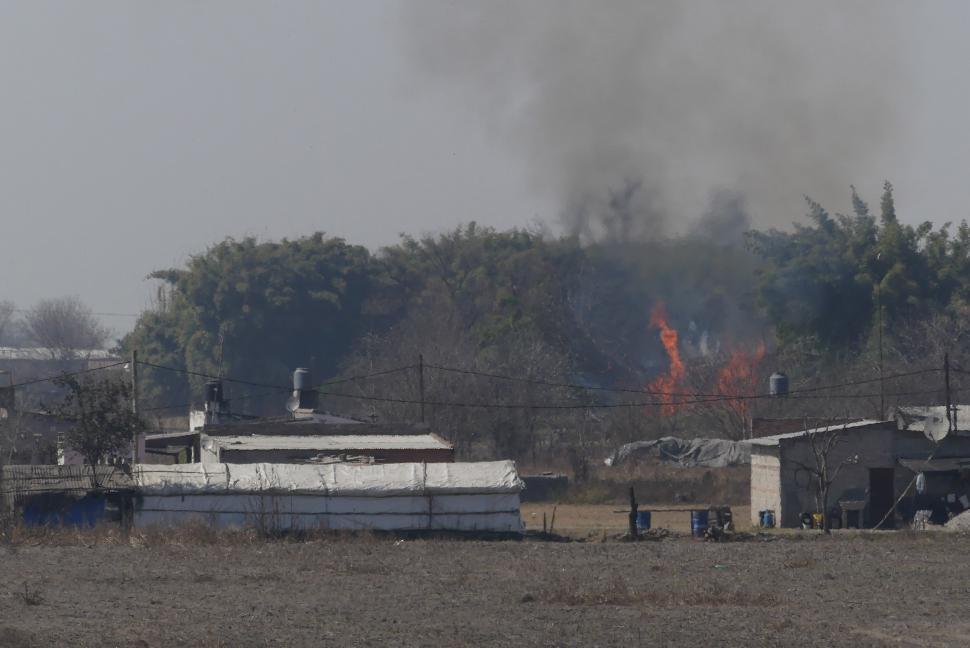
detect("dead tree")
[792,422,859,534]
[24,297,109,361]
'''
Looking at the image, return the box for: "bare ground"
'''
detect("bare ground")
[520,503,752,537]
[1,530,969,647]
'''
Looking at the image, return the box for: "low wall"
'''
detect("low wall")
[135,493,523,532]
[520,474,569,502]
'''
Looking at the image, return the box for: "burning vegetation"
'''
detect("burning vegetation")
[646,302,766,422]
[646,303,685,416]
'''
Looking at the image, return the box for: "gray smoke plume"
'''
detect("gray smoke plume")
[400,1,911,238]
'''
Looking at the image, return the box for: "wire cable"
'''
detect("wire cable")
[315,385,945,411]
[122,359,956,412]
[1,361,128,390]
[425,363,941,400]
[137,360,417,391]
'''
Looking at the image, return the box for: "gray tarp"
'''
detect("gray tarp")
[604,437,751,468]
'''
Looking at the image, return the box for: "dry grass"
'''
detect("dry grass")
[558,464,750,505]
[0,520,402,548]
[543,574,776,608]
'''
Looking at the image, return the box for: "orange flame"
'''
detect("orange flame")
[648,303,686,415]
[715,342,767,419]
[645,302,766,420]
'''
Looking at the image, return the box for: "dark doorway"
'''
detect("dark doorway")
[869,468,895,528]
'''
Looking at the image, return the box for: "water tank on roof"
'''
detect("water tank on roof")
[204,380,223,405]
[769,372,789,397]
[293,368,312,392]
[291,367,318,411]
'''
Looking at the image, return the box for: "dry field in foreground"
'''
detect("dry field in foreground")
[0,530,969,647]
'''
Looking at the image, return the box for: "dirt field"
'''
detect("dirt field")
[521,503,752,537]
[1,530,969,647]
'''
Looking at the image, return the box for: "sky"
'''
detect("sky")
[0,2,969,336]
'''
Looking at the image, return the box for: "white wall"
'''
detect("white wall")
[134,493,524,533]
[750,448,781,526]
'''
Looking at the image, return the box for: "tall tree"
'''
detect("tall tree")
[124,234,383,408]
[747,184,949,352]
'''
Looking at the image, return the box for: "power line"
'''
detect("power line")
[10,308,139,318]
[137,360,417,390]
[139,389,283,414]
[424,363,940,400]
[1,361,128,390]
[132,359,950,412]
[316,385,945,411]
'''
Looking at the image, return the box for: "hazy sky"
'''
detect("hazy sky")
[1,1,969,336]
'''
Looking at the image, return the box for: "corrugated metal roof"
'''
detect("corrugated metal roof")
[203,421,430,437]
[215,434,452,452]
[894,405,970,433]
[746,419,889,447]
[898,456,970,473]
[292,409,363,424]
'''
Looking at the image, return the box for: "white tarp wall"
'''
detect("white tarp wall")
[132,461,525,533]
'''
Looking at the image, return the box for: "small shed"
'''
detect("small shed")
[198,421,454,464]
[132,461,524,533]
[748,416,970,528]
[211,433,454,464]
[0,464,134,525]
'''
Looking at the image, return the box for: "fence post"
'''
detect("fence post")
[628,486,638,539]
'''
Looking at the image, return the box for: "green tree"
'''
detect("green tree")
[747,183,952,353]
[123,234,383,408]
[54,374,145,484]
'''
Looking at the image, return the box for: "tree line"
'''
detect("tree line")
[7,183,970,466]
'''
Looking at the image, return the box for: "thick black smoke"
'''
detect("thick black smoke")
[400,1,910,239]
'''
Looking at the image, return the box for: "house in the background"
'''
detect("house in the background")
[0,347,123,439]
[145,419,454,465]
[0,381,74,464]
[198,421,454,464]
[0,347,120,374]
[147,368,455,466]
[748,408,970,529]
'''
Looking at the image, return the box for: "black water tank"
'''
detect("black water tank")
[204,380,223,404]
[769,372,789,397]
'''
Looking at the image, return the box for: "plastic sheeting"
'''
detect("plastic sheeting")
[132,461,525,533]
[134,461,524,496]
[604,437,751,468]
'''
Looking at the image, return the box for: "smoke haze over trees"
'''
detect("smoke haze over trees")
[400,1,909,238]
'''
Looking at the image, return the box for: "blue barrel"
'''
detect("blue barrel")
[760,510,775,528]
[636,510,651,530]
[691,510,709,538]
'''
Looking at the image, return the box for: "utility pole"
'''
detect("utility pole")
[945,353,953,433]
[131,349,140,463]
[877,283,885,420]
[418,354,425,423]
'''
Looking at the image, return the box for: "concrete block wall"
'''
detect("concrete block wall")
[750,449,781,526]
